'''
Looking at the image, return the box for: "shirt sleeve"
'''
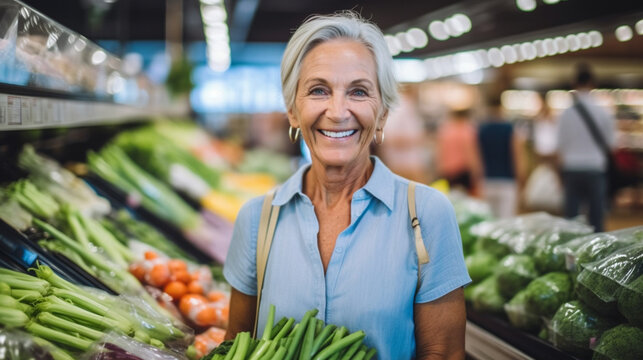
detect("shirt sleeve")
[223,196,263,296]
[414,186,472,303]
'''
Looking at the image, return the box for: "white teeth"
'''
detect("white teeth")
[320,130,356,138]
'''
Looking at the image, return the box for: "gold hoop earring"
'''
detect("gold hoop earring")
[374,129,384,145]
[288,126,301,144]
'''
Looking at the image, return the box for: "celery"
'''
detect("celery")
[25,321,93,351]
[0,281,10,294]
[0,270,50,295]
[0,294,33,315]
[31,336,76,360]
[36,312,104,340]
[0,308,29,327]
[32,263,80,292]
[64,206,92,249]
[50,288,132,329]
[11,289,42,303]
[79,214,129,267]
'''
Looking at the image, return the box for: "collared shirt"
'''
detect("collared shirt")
[556,91,616,171]
[224,156,471,359]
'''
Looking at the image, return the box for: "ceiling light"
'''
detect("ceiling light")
[74,38,87,52]
[577,32,591,49]
[445,16,463,37]
[202,5,227,23]
[543,0,560,4]
[543,38,557,56]
[512,44,524,62]
[395,32,414,53]
[384,35,401,56]
[555,36,568,53]
[588,31,603,47]
[393,59,427,82]
[615,25,633,42]
[474,49,490,68]
[636,19,643,35]
[200,0,222,4]
[520,42,537,60]
[428,21,449,41]
[516,0,536,12]
[406,28,429,49]
[453,14,472,33]
[454,52,480,73]
[533,40,547,57]
[501,45,518,64]
[487,48,505,67]
[91,50,107,65]
[566,34,580,51]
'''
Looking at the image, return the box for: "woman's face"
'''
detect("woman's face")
[288,39,387,169]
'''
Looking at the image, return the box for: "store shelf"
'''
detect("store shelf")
[466,307,580,360]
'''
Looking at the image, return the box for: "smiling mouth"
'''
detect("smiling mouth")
[319,129,357,138]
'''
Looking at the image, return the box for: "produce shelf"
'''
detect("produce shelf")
[466,306,580,360]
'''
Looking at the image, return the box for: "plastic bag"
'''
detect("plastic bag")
[504,290,541,333]
[616,274,643,327]
[82,332,187,360]
[523,163,563,212]
[470,275,506,314]
[494,254,539,299]
[0,328,78,360]
[549,301,618,359]
[523,272,574,318]
[575,242,643,316]
[592,324,643,360]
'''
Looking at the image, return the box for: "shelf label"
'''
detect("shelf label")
[0,94,6,125]
[7,95,20,125]
[20,96,31,124]
[31,97,42,124]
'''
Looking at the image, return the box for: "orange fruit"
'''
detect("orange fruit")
[164,281,188,301]
[194,305,217,326]
[171,270,191,284]
[146,263,170,288]
[144,251,159,260]
[129,263,145,282]
[168,259,187,274]
[188,280,204,294]
[179,293,207,315]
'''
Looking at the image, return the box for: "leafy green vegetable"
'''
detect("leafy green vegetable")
[470,275,506,314]
[465,252,498,283]
[550,301,617,358]
[576,243,643,316]
[504,290,541,333]
[616,274,643,327]
[592,324,643,360]
[524,272,574,318]
[495,254,539,299]
[534,232,587,274]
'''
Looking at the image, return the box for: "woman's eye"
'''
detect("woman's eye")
[352,89,367,97]
[309,88,326,95]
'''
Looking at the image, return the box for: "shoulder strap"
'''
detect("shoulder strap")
[573,93,610,158]
[254,188,280,337]
[408,182,429,282]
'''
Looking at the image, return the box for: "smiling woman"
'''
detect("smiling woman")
[223,11,471,359]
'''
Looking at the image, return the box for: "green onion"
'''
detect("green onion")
[36,312,104,340]
[25,321,93,351]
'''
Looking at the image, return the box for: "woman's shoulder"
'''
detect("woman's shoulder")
[236,194,268,227]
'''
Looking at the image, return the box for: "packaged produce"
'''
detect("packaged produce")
[592,324,643,360]
[205,305,376,360]
[470,275,507,314]
[495,254,539,299]
[0,328,74,360]
[555,226,643,273]
[549,301,618,358]
[616,274,643,327]
[575,242,643,316]
[187,326,226,359]
[524,272,574,318]
[82,332,188,360]
[465,251,498,283]
[0,192,32,230]
[504,289,542,333]
[447,188,493,255]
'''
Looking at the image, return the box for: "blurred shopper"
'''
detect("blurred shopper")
[532,94,558,164]
[436,108,483,197]
[224,12,469,359]
[556,63,615,232]
[478,97,527,218]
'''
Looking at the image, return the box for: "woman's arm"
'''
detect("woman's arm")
[224,288,257,340]
[415,287,467,360]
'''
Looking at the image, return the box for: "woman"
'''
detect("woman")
[224,12,471,359]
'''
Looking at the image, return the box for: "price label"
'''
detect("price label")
[7,95,20,125]
[0,94,7,125]
[42,99,53,124]
[31,98,42,124]
[20,96,31,124]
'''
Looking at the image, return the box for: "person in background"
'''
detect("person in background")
[477,96,527,218]
[224,12,470,359]
[532,93,558,165]
[556,63,615,232]
[435,108,483,197]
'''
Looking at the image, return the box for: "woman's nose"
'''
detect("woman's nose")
[326,94,349,121]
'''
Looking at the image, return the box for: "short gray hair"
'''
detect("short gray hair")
[280,11,398,113]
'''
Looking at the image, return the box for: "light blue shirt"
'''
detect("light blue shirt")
[224,157,471,359]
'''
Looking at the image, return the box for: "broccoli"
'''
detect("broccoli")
[465,251,498,283]
[495,254,539,299]
[576,235,632,270]
[576,243,643,316]
[592,324,643,360]
[524,272,574,318]
[471,275,507,314]
[475,235,512,259]
[534,232,588,274]
[617,274,643,327]
[504,289,541,333]
[550,301,618,358]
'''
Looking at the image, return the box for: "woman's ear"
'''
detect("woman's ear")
[377,109,389,130]
[287,107,300,128]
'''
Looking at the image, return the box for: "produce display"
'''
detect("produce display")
[455,208,643,360]
[203,306,376,360]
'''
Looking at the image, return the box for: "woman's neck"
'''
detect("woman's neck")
[304,157,374,208]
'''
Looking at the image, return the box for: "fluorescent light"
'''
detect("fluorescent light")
[395,32,414,53]
[533,40,547,57]
[636,19,643,35]
[516,0,536,12]
[487,48,505,67]
[202,5,227,24]
[543,0,559,4]
[615,25,633,42]
[555,36,568,54]
[501,45,518,64]
[393,59,427,82]
[566,34,580,51]
[577,32,591,49]
[91,50,107,65]
[428,21,449,41]
[406,28,429,49]
[588,31,603,47]
[453,14,472,33]
[384,35,401,56]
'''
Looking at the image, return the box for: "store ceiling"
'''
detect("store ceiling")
[21,0,643,59]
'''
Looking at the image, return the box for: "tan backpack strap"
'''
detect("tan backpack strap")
[408,182,429,279]
[254,188,280,337]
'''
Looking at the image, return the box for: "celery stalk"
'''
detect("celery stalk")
[37,312,104,340]
[32,336,76,360]
[0,294,33,314]
[32,264,80,292]
[0,307,29,327]
[25,321,93,351]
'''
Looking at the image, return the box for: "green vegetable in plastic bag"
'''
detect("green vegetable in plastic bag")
[549,301,617,359]
[616,274,643,327]
[471,275,506,314]
[495,254,539,299]
[504,289,541,333]
[592,324,643,360]
[465,252,498,283]
[576,243,643,316]
[524,272,574,318]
